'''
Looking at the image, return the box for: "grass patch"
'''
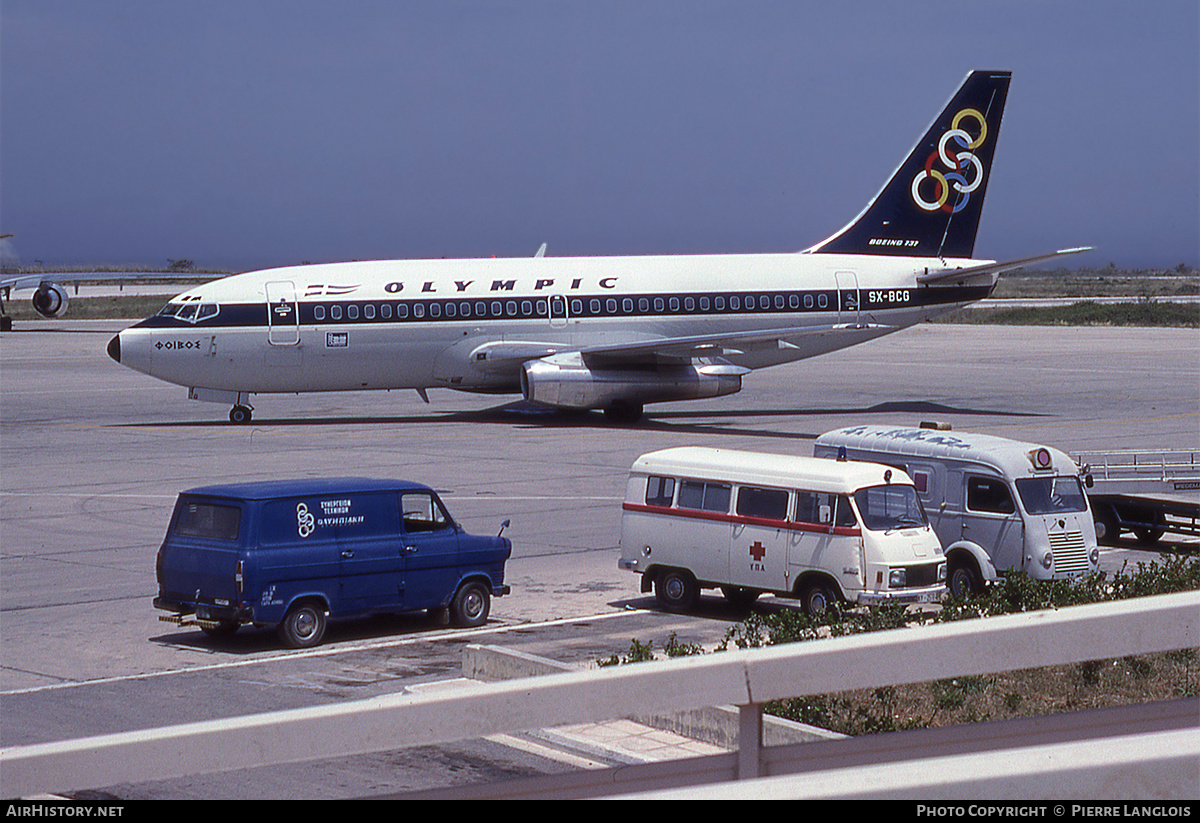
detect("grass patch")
[937,300,1198,327]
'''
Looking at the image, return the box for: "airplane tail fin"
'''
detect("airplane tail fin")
[806,70,1011,260]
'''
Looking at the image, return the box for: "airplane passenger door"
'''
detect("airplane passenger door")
[548,294,568,328]
[266,281,300,346]
[835,271,860,325]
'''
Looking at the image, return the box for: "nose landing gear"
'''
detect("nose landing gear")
[229,403,253,424]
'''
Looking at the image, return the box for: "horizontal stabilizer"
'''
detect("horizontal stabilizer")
[916,247,1093,284]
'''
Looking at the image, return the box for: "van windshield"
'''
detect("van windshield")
[853,485,928,532]
[1014,476,1088,515]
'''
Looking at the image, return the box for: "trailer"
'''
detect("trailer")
[1072,449,1200,547]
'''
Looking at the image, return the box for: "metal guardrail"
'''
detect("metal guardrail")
[1076,450,1200,482]
[2,591,1198,799]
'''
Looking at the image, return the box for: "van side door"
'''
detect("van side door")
[399,491,461,610]
[729,485,790,592]
[963,474,1024,571]
[789,492,858,589]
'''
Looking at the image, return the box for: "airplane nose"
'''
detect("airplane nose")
[106,333,121,363]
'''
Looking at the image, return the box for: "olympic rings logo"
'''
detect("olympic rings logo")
[910,108,988,213]
[296,502,315,538]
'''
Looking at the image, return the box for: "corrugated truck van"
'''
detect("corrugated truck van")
[814,425,1100,597]
[154,477,511,647]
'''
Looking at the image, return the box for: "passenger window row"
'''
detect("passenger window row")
[646,475,856,528]
[304,289,841,324]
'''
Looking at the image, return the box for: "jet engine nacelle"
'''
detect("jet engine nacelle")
[32,281,70,318]
[520,353,742,418]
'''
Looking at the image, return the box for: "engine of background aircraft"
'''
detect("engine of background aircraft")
[31,282,70,318]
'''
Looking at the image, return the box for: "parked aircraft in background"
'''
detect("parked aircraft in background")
[106,70,1088,423]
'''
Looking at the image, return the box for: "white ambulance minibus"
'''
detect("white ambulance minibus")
[814,425,1101,597]
[618,446,947,614]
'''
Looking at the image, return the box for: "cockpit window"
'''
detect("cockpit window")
[176,303,198,321]
[157,303,183,316]
[195,304,219,322]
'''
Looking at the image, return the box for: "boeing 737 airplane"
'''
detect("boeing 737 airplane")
[107,70,1087,423]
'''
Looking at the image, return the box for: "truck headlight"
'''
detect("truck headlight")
[1090,548,1100,566]
[1041,551,1053,570]
[888,568,906,589]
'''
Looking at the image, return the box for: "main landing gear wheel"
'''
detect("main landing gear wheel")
[229,404,253,424]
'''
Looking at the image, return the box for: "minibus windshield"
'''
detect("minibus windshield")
[1014,476,1088,515]
[853,485,928,532]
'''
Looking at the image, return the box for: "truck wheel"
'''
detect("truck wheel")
[278,601,327,648]
[450,582,491,627]
[948,558,983,598]
[800,580,837,616]
[655,568,698,612]
[1132,509,1166,545]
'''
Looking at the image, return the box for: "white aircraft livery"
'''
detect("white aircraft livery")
[107,70,1087,424]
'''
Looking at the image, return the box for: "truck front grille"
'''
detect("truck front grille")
[1049,531,1090,576]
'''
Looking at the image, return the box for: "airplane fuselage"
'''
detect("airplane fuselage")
[111,251,993,397]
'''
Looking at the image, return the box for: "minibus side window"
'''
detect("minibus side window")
[401,492,451,533]
[645,476,675,507]
[736,486,789,521]
[794,490,834,525]
[966,476,1016,514]
[677,480,731,513]
[834,495,857,528]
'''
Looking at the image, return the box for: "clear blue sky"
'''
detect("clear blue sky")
[2,0,1197,271]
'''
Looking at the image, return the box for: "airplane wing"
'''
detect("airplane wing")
[917,247,1093,285]
[469,322,893,371]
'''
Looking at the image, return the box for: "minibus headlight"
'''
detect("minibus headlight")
[888,568,906,589]
[938,562,947,582]
[1041,551,1053,570]
[1090,548,1100,566]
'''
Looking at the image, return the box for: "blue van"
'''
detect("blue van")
[154,478,512,648]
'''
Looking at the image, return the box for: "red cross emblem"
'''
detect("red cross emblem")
[749,541,766,562]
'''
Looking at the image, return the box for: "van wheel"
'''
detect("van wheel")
[948,558,983,598]
[655,568,698,612]
[450,582,490,627]
[278,602,327,648]
[800,580,837,616]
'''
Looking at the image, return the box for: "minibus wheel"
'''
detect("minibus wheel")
[450,581,491,627]
[655,568,698,612]
[800,580,836,616]
[278,601,328,648]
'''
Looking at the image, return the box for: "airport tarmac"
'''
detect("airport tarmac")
[1,319,1197,795]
